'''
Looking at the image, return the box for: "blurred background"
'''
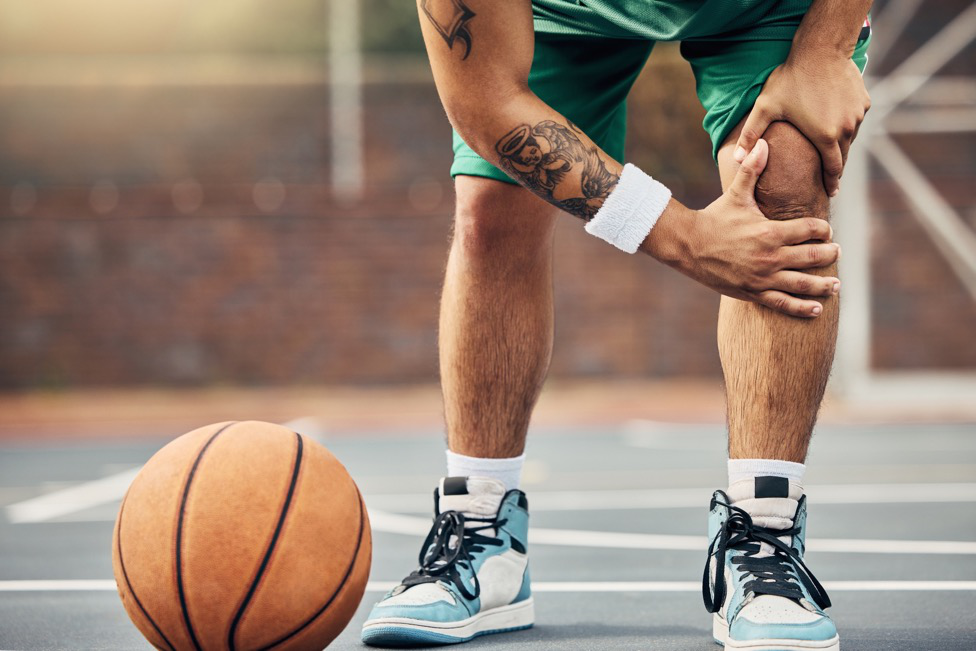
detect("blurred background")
[0,0,974,434]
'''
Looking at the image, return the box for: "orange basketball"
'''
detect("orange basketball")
[112,421,371,650]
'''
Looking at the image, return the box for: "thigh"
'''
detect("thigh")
[451,33,654,184]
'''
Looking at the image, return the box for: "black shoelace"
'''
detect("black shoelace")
[400,510,506,601]
[702,501,831,614]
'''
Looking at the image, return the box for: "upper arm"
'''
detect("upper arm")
[416,0,534,127]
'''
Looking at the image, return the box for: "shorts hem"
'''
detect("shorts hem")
[450,156,518,185]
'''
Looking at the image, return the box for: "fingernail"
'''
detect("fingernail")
[835,244,842,260]
[734,146,746,162]
[832,282,841,294]
[828,226,834,240]
[812,305,823,315]
[830,188,839,198]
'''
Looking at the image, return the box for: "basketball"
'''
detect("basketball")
[111,421,371,650]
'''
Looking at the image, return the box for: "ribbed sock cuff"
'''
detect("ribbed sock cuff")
[728,458,806,486]
[446,449,525,492]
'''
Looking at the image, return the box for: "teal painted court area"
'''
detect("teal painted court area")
[1,421,975,650]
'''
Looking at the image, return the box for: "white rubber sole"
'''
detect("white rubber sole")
[362,597,535,645]
[713,614,840,651]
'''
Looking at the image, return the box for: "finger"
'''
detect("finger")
[768,271,840,298]
[729,139,769,202]
[734,105,773,163]
[756,290,824,318]
[774,217,833,244]
[819,141,844,197]
[780,242,841,270]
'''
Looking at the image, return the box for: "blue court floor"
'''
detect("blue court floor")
[2,420,975,650]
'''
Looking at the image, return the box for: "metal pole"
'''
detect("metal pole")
[832,134,872,398]
[330,0,364,202]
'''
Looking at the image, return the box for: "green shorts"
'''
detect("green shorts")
[451,3,871,183]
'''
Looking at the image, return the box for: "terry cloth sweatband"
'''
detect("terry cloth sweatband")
[584,163,672,254]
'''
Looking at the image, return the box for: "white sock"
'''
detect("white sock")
[728,458,805,487]
[445,449,525,492]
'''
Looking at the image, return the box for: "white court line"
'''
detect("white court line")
[6,472,975,555]
[33,481,975,523]
[4,468,140,524]
[2,580,976,593]
[1,415,323,525]
[0,580,119,591]
[368,509,976,555]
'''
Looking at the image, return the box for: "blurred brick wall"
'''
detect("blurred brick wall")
[1,34,975,388]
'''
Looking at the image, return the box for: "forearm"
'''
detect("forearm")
[791,0,873,59]
[450,89,693,259]
[451,90,621,221]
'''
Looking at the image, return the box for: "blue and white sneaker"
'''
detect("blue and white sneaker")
[703,476,838,651]
[361,476,533,647]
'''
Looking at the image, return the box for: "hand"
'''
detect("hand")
[733,55,870,197]
[643,140,841,318]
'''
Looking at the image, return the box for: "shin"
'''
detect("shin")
[440,176,559,459]
[716,122,838,463]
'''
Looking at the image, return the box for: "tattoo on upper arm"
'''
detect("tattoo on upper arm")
[421,0,476,60]
[496,121,620,220]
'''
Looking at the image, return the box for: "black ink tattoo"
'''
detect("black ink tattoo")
[421,0,476,60]
[496,120,619,220]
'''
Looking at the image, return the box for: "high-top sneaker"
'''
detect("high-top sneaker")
[703,476,837,650]
[361,477,533,646]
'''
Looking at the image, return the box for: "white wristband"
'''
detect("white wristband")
[584,163,672,254]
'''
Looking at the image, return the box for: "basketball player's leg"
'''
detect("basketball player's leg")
[687,32,869,649]
[716,120,836,463]
[683,33,868,464]
[361,177,554,646]
[440,32,651,479]
[441,175,559,460]
[363,32,652,649]
[699,118,841,650]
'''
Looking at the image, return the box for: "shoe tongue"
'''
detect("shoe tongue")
[437,476,506,518]
[727,476,803,532]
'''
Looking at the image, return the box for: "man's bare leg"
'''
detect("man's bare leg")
[362,180,548,647]
[440,175,559,459]
[706,121,841,647]
[716,121,838,463]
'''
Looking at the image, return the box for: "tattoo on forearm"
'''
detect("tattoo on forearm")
[421,0,476,60]
[496,120,619,220]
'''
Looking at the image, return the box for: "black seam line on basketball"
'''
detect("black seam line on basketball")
[259,484,367,651]
[227,431,304,651]
[177,421,238,651]
[116,495,177,651]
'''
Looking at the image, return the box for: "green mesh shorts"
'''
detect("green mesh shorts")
[451,1,871,183]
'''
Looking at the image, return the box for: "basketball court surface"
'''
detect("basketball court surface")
[2,419,975,650]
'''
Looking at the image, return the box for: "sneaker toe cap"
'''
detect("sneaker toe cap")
[731,614,837,643]
[364,584,474,624]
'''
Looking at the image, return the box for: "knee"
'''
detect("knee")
[453,178,556,261]
[754,122,829,221]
